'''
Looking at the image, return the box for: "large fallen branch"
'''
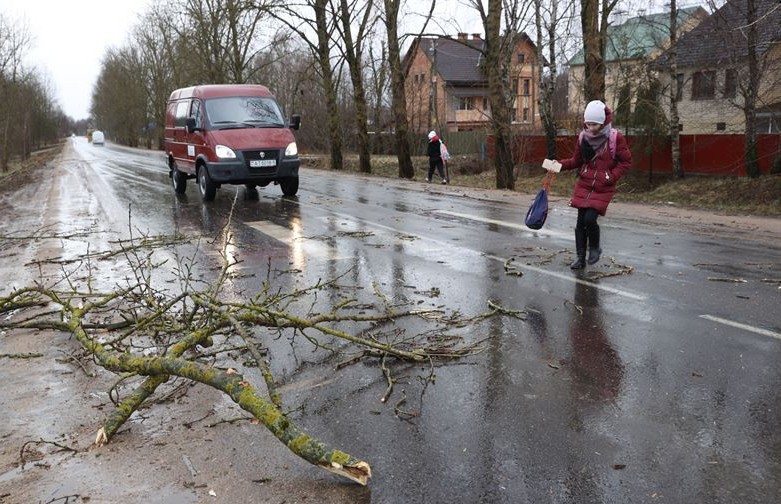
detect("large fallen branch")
[0,216,500,485]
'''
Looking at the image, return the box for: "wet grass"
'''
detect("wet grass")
[305,154,781,217]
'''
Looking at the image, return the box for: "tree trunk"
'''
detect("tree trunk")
[669,0,683,178]
[535,0,559,159]
[339,0,372,173]
[384,0,414,179]
[744,0,760,178]
[485,0,515,189]
[314,0,343,170]
[580,0,604,100]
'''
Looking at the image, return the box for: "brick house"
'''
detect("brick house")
[655,0,781,134]
[566,6,708,127]
[403,33,541,135]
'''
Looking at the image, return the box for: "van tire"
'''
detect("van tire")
[198,167,217,201]
[280,177,299,196]
[171,165,187,194]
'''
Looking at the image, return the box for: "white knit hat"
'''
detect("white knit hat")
[428,130,437,140]
[583,100,606,124]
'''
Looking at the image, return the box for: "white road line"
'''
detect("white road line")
[245,220,294,242]
[436,210,571,239]
[291,203,648,301]
[700,314,781,340]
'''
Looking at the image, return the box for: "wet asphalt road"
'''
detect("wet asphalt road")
[20,138,781,503]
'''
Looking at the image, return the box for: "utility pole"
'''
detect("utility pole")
[429,39,439,131]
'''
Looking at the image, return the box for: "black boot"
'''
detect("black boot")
[587,225,602,265]
[570,227,587,269]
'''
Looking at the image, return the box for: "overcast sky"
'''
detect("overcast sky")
[0,0,150,120]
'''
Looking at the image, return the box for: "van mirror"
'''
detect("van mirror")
[290,114,301,130]
[186,117,199,133]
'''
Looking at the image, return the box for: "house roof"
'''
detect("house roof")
[656,0,781,68]
[406,33,536,86]
[568,6,707,65]
[415,36,487,85]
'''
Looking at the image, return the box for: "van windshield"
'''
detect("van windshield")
[205,96,286,128]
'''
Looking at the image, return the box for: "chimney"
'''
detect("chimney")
[472,33,481,40]
[457,33,467,41]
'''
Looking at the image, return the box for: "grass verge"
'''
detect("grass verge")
[304,154,781,217]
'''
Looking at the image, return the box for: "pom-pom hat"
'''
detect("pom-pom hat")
[428,130,437,140]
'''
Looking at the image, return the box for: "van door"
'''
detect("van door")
[186,99,207,170]
[172,99,195,174]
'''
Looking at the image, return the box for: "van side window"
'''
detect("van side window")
[191,100,203,128]
[174,100,191,127]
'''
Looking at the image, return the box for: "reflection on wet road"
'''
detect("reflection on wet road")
[32,138,781,502]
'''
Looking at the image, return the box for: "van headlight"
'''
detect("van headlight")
[215,144,236,159]
[285,142,298,157]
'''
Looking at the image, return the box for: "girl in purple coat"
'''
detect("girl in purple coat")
[544,100,632,269]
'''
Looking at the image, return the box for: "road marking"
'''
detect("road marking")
[700,314,781,340]
[482,253,648,300]
[436,210,571,239]
[244,219,347,265]
[291,202,648,302]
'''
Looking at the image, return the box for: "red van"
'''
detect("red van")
[164,84,301,200]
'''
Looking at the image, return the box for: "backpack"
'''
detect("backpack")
[578,128,618,159]
[440,141,451,161]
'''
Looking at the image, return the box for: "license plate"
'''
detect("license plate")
[250,159,276,168]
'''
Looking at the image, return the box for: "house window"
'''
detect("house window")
[522,79,530,96]
[511,108,517,122]
[517,53,525,64]
[692,71,716,100]
[675,73,684,102]
[522,107,530,122]
[724,69,737,98]
[512,78,518,94]
[458,97,473,110]
[716,122,726,131]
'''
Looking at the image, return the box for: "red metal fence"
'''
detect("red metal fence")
[512,134,780,176]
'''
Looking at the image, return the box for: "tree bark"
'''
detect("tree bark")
[314,0,344,170]
[383,0,414,179]
[743,0,760,178]
[535,0,559,159]
[339,0,372,173]
[669,0,684,178]
[484,0,515,189]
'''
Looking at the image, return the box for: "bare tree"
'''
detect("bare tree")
[0,14,32,170]
[668,0,683,178]
[464,0,532,189]
[132,9,182,150]
[382,0,415,178]
[534,0,576,158]
[335,0,375,173]
[272,0,345,170]
[166,0,274,83]
[580,0,619,101]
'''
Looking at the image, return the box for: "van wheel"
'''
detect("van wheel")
[198,168,217,201]
[171,165,187,194]
[280,177,299,196]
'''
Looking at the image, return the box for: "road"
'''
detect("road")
[1,137,779,503]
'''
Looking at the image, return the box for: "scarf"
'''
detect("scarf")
[580,124,611,161]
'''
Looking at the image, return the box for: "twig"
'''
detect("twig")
[20,438,78,469]
[380,354,394,403]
